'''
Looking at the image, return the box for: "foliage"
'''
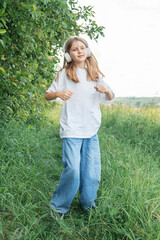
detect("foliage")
[0,0,105,123]
[0,104,160,239]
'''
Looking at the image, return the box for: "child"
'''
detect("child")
[45,36,115,217]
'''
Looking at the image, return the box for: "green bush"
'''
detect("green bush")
[0,0,104,123]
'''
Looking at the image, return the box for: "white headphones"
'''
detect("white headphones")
[63,37,91,63]
[64,52,72,63]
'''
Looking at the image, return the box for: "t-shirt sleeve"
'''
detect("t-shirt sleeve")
[46,69,66,93]
[98,77,115,103]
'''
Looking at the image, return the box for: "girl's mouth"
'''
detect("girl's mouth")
[78,55,84,58]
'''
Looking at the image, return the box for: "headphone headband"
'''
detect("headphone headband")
[63,36,89,52]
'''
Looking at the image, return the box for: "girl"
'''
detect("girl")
[45,36,114,217]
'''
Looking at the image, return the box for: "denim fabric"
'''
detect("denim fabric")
[50,134,101,214]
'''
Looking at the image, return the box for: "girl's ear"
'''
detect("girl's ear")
[64,52,72,62]
[87,48,91,58]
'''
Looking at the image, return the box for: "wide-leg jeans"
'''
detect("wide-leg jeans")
[50,134,101,214]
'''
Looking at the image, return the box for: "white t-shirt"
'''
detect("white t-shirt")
[46,68,114,138]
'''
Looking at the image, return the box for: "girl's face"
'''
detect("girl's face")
[69,40,87,67]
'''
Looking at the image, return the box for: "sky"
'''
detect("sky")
[78,0,160,97]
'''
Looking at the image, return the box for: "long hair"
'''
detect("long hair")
[56,36,104,82]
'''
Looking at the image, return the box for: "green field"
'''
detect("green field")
[114,97,160,107]
[0,104,160,239]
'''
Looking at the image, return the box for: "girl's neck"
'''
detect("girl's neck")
[74,62,85,69]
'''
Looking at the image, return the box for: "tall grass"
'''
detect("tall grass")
[0,103,160,239]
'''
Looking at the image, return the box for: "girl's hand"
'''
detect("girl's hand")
[58,90,73,101]
[94,85,108,94]
[94,85,114,100]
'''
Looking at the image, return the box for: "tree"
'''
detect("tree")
[0,0,105,122]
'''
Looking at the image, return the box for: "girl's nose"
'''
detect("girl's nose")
[78,48,82,53]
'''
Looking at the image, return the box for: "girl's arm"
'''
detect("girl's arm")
[94,85,114,100]
[45,90,73,101]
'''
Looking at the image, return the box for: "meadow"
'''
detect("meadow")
[114,97,160,107]
[0,103,160,240]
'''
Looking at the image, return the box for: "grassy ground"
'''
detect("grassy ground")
[0,103,160,239]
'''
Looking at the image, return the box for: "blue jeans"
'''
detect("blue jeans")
[50,134,101,214]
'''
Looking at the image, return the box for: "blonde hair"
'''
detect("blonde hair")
[56,36,104,82]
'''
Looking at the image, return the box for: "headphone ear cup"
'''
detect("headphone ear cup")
[86,47,91,58]
[64,52,72,62]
